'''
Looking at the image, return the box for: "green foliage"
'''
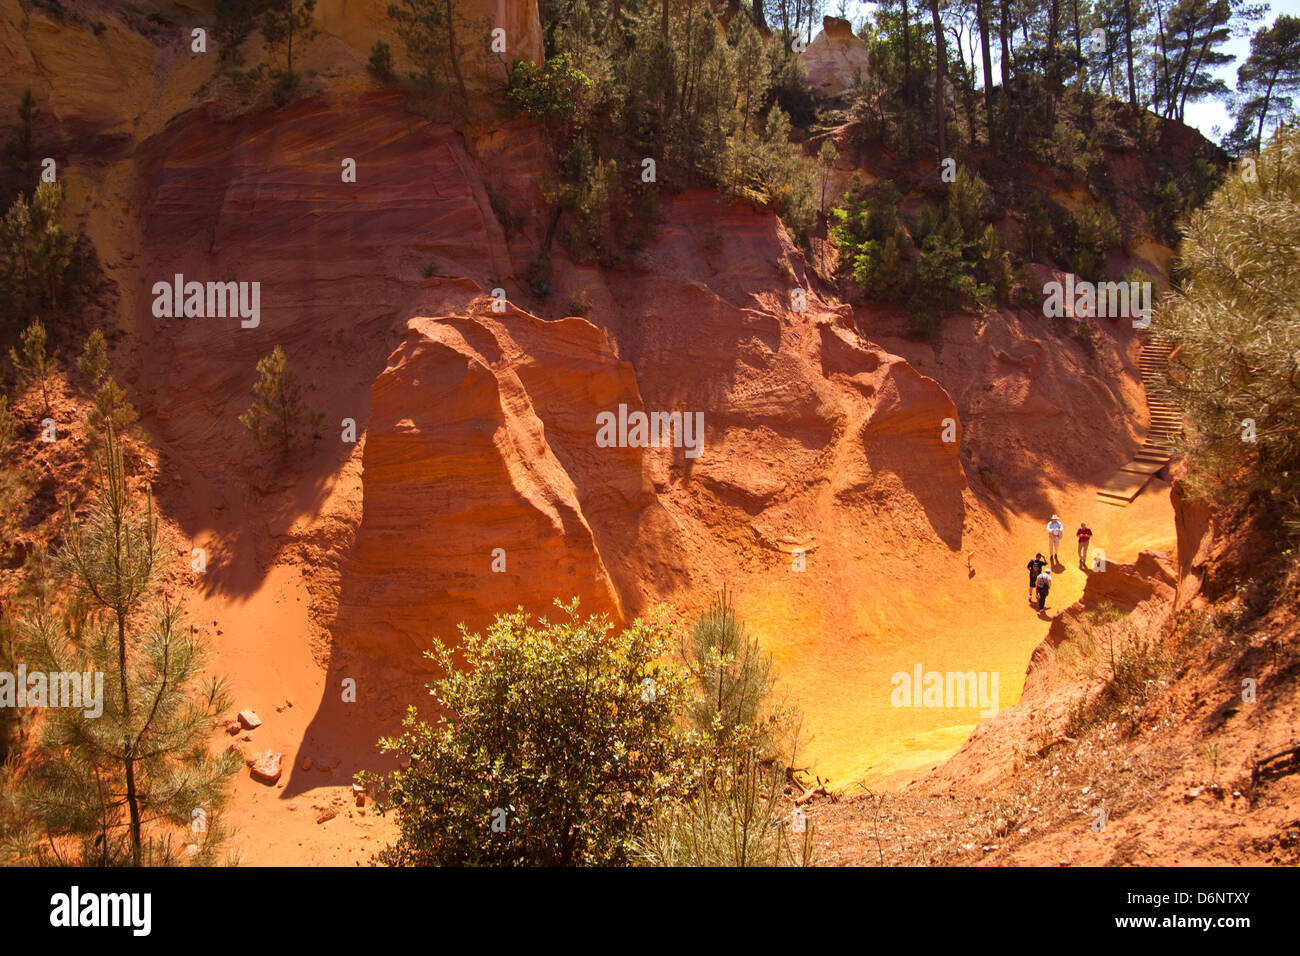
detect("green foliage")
[238,345,321,456]
[634,740,814,867]
[386,0,478,106]
[366,40,395,83]
[1,89,36,208]
[0,394,16,455]
[1226,15,1300,156]
[215,0,272,62]
[85,378,139,445]
[365,601,693,866]
[261,0,318,78]
[1070,204,1122,282]
[636,588,812,867]
[9,319,55,415]
[506,54,592,131]
[0,182,78,333]
[527,251,552,296]
[564,290,589,315]
[0,427,239,865]
[77,329,137,444]
[76,329,108,390]
[519,2,819,256]
[1152,159,1224,244]
[1155,126,1300,544]
[830,182,914,301]
[831,169,1012,321]
[1020,192,1057,264]
[684,587,774,744]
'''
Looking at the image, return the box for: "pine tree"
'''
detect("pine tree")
[262,0,319,78]
[1229,15,1300,155]
[238,345,321,456]
[1,89,36,207]
[77,328,139,443]
[85,378,139,444]
[387,0,471,108]
[684,586,775,743]
[1,182,77,330]
[77,329,109,389]
[1155,126,1300,539]
[2,426,240,865]
[9,318,55,415]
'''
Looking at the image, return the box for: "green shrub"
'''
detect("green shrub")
[506,54,592,132]
[1070,204,1121,282]
[527,251,551,297]
[0,182,78,333]
[366,40,395,83]
[1156,127,1300,544]
[364,601,692,866]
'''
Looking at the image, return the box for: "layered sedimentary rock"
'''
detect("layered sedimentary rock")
[339,289,643,657]
[337,187,973,680]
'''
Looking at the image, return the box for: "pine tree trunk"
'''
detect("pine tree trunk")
[1256,67,1279,154]
[1179,32,1212,121]
[118,611,143,866]
[929,0,945,160]
[976,0,996,149]
[1124,0,1137,107]
[446,0,469,106]
[1045,0,1060,130]
[903,0,913,103]
[999,0,1013,144]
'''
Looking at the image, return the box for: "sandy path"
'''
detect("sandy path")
[745,479,1176,792]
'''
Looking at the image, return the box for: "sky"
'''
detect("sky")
[848,0,1300,145]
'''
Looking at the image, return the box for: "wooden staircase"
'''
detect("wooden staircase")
[1097,331,1180,505]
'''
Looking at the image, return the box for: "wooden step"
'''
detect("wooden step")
[1096,471,1152,502]
[1120,459,1167,475]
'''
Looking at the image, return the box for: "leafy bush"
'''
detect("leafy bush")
[506,54,592,132]
[365,601,692,866]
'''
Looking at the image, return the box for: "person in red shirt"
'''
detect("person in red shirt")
[1077,522,1093,568]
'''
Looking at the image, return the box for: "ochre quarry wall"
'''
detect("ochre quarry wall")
[0,0,1157,784]
[0,0,542,150]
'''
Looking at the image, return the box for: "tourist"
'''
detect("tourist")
[1027,553,1047,602]
[1035,566,1053,610]
[1077,521,1093,568]
[1047,514,1064,563]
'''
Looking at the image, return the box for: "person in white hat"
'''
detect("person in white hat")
[1046,514,1064,563]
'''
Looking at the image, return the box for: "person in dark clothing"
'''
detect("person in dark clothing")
[1027,553,1047,601]
[1035,567,1052,610]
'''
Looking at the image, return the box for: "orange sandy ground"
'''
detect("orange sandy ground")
[747,479,1175,793]
[195,468,1173,864]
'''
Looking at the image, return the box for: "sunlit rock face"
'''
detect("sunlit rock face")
[800,16,871,98]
